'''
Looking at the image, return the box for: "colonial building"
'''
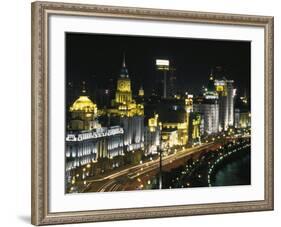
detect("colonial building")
[144,114,161,155]
[214,79,235,131]
[158,100,189,146]
[66,87,125,178]
[193,96,219,135]
[188,112,202,145]
[65,126,124,172]
[185,94,194,113]
[234,94,251,128]
[161,129,178,149]
[68,93,100,131]
[107,55,145,152]
[200,68,236,132]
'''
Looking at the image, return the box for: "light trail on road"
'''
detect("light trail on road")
[90,142,215,192]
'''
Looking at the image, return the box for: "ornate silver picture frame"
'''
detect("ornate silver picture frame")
[31,1,273,225]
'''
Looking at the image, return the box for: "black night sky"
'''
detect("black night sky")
[66,33,250,99]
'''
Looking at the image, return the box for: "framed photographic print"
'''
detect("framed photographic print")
[31,1,274,225]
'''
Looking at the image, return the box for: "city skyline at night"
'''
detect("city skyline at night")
[66,33,251,100]
[65,32,251,193]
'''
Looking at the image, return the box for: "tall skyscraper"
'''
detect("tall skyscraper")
[227,80,235,126]
[193,72,220,135]
[193,97,219,135]
[211,67,235,131]
[167,67,177,98]
[214,79,235,131]
[155,59,170,99]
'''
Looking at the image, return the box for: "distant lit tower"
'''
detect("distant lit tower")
[115,54,133,104]
[156,59,170,99]
[167,67,177,98]
[138,85,144,97]
[227,80,235,126]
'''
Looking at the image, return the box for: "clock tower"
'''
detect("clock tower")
[115,54,132,103]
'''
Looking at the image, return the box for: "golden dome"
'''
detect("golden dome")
[70,96,97,113]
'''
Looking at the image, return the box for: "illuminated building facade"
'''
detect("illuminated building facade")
[161,129,178,149]
[160,109,188,145]
[144,114,161,155]
[65,126,124,172]
[109,55,144,117]
[185,94,194,113]
[108,55,145,152]
[115,66,132,103]
[66,88,125,179]
[214,79,235,131]
[116,116,144,151]
[227,81,235,126]
[193,97,219,135]
[234,94,251,128]
[239,112,251,128]
[234,109,251,128]
[188,112,201,145]
[68,95,100,131]
[138,86,144,97]
[205,67,236,132]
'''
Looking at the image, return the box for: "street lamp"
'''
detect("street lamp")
[156,59,170,99]
[157,125,164,190]
[158,145,163,189]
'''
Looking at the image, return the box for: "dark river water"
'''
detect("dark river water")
[211,148,251,186]
[145,146,251,190]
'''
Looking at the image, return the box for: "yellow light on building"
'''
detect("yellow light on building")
[216,85,224,92]
[70,96,97,114]
[138,86,144,96]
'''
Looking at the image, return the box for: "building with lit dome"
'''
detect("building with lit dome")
[69,94,100,131]
[65,89,125,179]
